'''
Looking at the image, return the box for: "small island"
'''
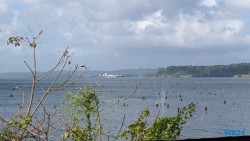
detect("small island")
[155,63,250,78]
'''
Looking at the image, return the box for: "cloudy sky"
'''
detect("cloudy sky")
[1,0,250,72]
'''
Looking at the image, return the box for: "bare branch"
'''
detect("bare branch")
[36,47,69,82]
[99,86,138,112]
[96,107,102,141]
[114,114,125,141]
[24,61,34,76]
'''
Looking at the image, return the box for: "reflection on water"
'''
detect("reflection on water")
[0,77,250,139]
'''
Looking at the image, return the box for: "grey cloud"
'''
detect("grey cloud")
[1,0,250,72]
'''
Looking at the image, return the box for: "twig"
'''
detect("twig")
[114,114,125,141]
[145,104,161,130]
[107,118,112,141]
[96,108,102,141]
[99,86,138,112]
[24,61,34,76]
[36,47,69,82]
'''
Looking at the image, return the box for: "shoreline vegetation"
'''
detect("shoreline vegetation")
[154,63,250,78]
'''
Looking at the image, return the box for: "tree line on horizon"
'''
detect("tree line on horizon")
[156,63,250,77]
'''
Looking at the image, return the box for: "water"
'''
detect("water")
[0,77,250,139]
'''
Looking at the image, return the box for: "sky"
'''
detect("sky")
[1,0,250,72]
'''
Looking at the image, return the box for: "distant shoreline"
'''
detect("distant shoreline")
[154,63,250,78]
[2,63,250,78]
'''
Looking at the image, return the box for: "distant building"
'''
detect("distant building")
[98,73,122,78]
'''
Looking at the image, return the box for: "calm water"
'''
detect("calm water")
[0,77,250,139]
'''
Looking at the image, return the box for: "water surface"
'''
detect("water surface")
[0,77,249,139]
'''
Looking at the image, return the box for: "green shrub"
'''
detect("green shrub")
[63,87,102,141]
[120,103,196,141]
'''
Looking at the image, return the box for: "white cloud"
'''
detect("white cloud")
[124,10,245,48]
[55,7,64,18]
[199,0,218,8]
[136,10,167,31]
[211,0,250,18]
[173,12,245,47]
[20,0,41,4]
[129,10,169,35]
[224,0,250,10]
[61,32,73,41]
[75,0,151,22]
[0,9,24,38]
[0,2,8,14]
